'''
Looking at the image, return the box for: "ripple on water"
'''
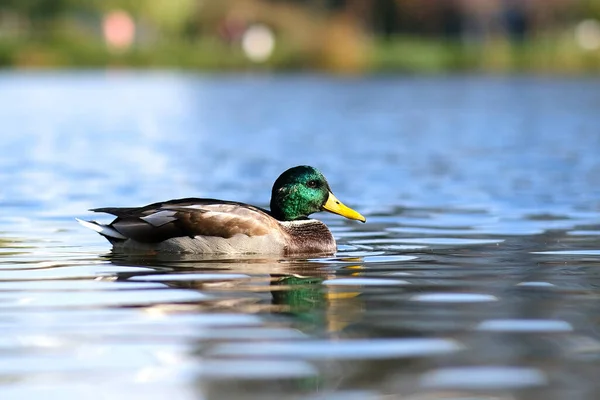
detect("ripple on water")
[334,231,385,239]
[300,391,382,400]
[208,338,462,359]
[386,227,480,236]
[335,251,386,257]
[410,293,498,303]
[0,259,106,270]
[6,324,303,344]
[325,254,418,263]
[568,230,600,236]
[475,319,573,332]
[197,359,317,380]
[516,281,556,287]
[387,220,557,237]
[378,245,427,251]
[0,310,265,331]
[0,280,164,291]
[313,254,417,265]
[378,237,504,246]
[0,342,192,376]
[0,288,210,309]
[128,273,252,282]
[395,214,499,229]
[0,265,156,281]
[420,366,548,389]
[323,278,410,286]
[349,238,429,247]
[472,221,548,236]
[388,226,549,237]
[336,244,359,251]
[531,250,600,256]
[0,384,196,400]
[363,255,418,263]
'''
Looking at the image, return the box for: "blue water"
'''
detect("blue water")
[1,71,600,399]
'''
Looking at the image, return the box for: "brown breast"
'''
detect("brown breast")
[280,220,336,256]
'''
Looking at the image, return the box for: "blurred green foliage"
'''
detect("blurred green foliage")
[0,0,599,74]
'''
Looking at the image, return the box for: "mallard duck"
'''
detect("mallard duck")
[77,165,365,255]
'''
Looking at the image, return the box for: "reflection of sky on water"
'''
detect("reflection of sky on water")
[2,73,600,219]
[1,72,600,399]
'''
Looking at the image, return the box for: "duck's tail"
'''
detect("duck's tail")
[76,218,127,243]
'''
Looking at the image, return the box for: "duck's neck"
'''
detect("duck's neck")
[269,200,307,221]
[280,219,336,255]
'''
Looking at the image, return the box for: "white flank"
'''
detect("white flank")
[144,233,286,253]
[76,218,127,239]
[279,219,317,227]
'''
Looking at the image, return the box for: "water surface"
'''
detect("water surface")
[1,72,600,399]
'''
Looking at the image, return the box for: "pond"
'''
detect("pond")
[1,72,600,399]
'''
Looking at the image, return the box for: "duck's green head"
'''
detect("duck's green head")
[269,165,366,223]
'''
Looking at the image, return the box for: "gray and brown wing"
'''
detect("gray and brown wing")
[91,199,280,243]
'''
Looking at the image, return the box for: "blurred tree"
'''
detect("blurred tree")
[372,0,398,39]
[502,2,529,42]
[93,0,196,36]
[0,0,69,20]
[579,0,600,19]
[0,0,96,22]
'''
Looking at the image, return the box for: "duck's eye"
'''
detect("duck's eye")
[307,180,318,188]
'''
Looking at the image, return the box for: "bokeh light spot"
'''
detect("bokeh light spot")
[241,24,275,63]
[575,19,600,51]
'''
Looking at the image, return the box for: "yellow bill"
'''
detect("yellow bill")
[323,192,366,223]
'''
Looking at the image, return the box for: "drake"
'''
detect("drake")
[77,165,365,255]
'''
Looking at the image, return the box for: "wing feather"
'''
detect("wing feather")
[92,198,278,243]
